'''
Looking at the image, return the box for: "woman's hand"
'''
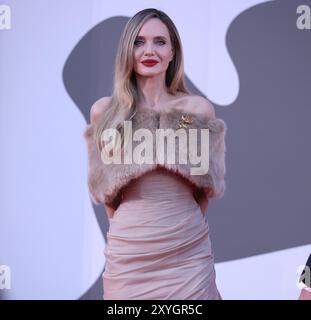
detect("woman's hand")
[193,187,212,216]
[198,195,209,216]
[104,191,124,219]
[104,203,115,219]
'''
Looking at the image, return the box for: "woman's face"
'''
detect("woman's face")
[133,18,174,78]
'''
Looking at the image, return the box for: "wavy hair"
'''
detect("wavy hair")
[94,8,190,157]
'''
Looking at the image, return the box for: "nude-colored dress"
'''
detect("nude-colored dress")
[103,167,221,300]
[83,106,227,300]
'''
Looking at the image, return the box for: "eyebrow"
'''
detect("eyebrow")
[135,35,168,41]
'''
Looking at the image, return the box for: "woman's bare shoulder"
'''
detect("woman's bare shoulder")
[90,96,112,125]
[184,95,216,119]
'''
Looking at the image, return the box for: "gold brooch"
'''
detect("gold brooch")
[178,114,193,128]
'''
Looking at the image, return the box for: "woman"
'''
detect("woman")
[299,253,311,300]
[84,8,227,299]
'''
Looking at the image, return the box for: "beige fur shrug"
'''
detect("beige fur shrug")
[83,107,227,212]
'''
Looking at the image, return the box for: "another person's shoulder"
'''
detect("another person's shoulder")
[185,94,216,119]
[90,96,112,125]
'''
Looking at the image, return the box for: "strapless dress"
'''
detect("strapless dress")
[103,167,221,300]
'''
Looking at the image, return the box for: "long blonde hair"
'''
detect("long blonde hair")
[94,8,190,156]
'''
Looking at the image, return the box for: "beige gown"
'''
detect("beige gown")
[103,167,221,300]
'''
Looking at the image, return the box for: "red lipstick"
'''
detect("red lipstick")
[141,59,159,67]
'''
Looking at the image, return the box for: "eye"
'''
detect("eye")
[156,40,166,45]
[134,40,143,46]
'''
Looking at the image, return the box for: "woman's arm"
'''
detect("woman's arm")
[194,187,213,216]
[104,203,115,219]
[90,96,115,218]
[197,195,209,216]
[90,96,112,124]
[192,96,217,216]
